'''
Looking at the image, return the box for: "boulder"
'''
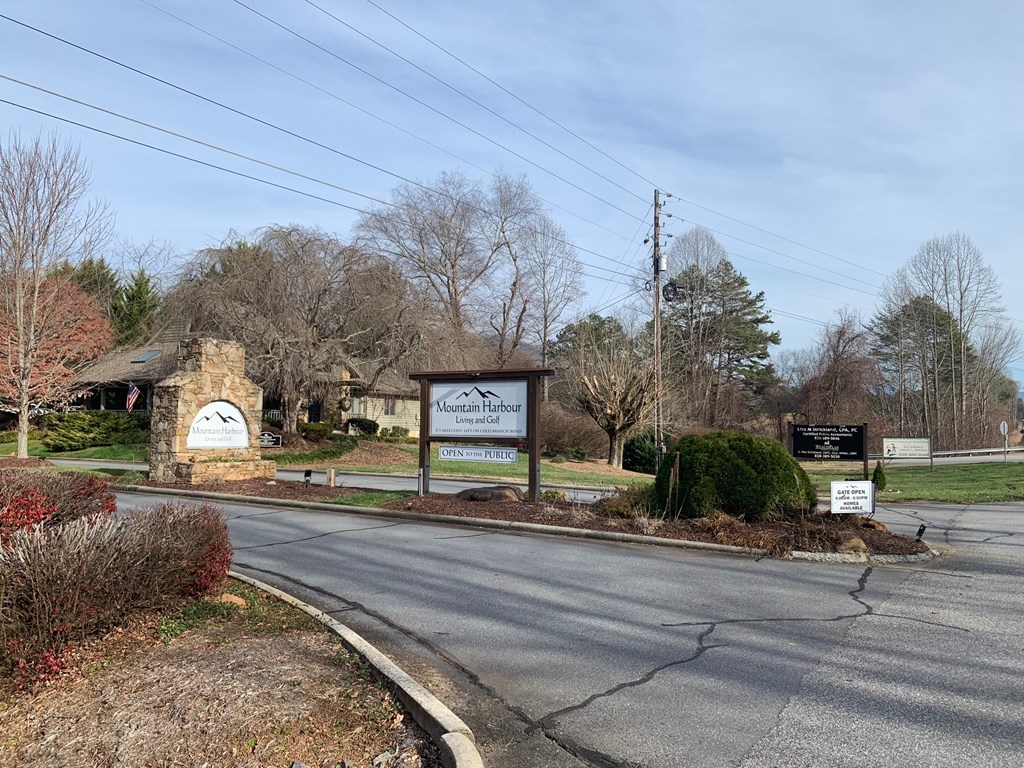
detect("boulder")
[837,534,868,555]
[454,485,524,502]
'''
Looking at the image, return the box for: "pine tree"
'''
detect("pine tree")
[111,269,161,347]
[662,245,780,427]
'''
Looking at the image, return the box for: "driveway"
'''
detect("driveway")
[115,491,1024,768]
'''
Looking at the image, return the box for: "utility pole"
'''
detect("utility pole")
[653,189,664,469]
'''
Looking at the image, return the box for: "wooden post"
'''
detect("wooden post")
[418,379,430,496]
[862,422,869,481]
[528,375,540,502]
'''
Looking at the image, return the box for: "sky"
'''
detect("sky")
[1,0,1022,381]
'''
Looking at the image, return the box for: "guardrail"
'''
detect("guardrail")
[868,446,1024,460]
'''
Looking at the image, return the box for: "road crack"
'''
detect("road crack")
[234,521,404,550]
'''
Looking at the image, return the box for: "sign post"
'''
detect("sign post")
[1000,420,1009,462]
[410,368,554,502]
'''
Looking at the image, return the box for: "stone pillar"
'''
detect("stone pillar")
[149,338,276,484]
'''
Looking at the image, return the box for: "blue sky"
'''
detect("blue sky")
[2,0,1021,380]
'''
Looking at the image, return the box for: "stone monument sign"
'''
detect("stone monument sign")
[149,337,276,484]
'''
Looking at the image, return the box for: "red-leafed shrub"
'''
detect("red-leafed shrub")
[0,501,233,688]
[0,470,116,528]
[0,487,57,540]
[128,502,234,598]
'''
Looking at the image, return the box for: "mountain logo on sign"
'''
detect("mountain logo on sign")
[196,410,241,424]
[455,387,499,400]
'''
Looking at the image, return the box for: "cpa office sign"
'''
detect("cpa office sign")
[429,381,527,438]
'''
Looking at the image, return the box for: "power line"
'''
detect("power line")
[0,19,648,276]
[226,1,646,223]
[354,0,889,282]
[667,196,888,278]
[356,0,659,190]
[292,0,649,206]
[135,0,637,247]
[0,92,640,289]
[667,216,884,290]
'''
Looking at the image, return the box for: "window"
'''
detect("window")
[130,349,160,364]
[384,396,397,416]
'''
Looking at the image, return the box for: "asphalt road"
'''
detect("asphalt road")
[115,490,1024,768]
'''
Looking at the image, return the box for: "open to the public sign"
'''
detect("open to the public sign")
[186,400,248,449]
[429,380,527,438]
[438,444,518,463]
[830,480,875,515]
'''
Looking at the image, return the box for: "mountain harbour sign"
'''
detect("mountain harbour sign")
[410,368,554,501]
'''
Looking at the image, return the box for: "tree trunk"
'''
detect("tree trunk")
[607,429,624,468]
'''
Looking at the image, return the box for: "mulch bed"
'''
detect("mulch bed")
[130,477,928,558]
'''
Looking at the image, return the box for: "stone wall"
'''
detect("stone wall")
[149,338,276,484]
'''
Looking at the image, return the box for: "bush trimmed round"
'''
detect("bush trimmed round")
[654,431,816,521]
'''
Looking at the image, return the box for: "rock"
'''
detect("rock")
[861,518,888,532]
[837,534,868,555]
[454,485,524,502]
[213,593,246,607]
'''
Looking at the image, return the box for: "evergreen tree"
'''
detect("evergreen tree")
[53,255,121,321]
[662,238,780,427]
[111,268,161,346]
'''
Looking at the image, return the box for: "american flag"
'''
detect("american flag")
[126,382,140,413]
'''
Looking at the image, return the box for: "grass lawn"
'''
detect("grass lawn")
[333,490,418,507]
[0,441,147,462]
[0,439,49,457]
[803,460,1024,504]
[337,443,650,488]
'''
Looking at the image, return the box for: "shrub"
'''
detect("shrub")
[0,501,233,686]
[346,417,379,436]
[297,421,333,442]
[872,460,887,490]
[0,487,57,541]
[40,412,150,452]
[271,433,358,464]
[594,483,656,519]
[539,402,607,460]
[540,489,568,503]
[379,426,410,440]
[0,470,115,531]
[623,429,659,474]
[566,445,587,461]
[654,431,816,522]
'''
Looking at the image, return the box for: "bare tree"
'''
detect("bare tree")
[172,226,416,433]
[554,312,656,468]
[0,133,111,457]
[797,309,873,423]
[357,169,554,368]
[873,232,1017,448]
[522,215,583,397]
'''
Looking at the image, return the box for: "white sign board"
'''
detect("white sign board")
[882,437,932,459]
[830,481,875,515]
[187,400,249,449]
[429,381,527,438]
[438,444,519,463]
[1000,420,1009,436]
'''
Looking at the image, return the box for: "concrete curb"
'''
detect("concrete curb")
[123,485,941,563]
[790,548,940,564]
[228,570,485,768]
[123,485,765,557]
